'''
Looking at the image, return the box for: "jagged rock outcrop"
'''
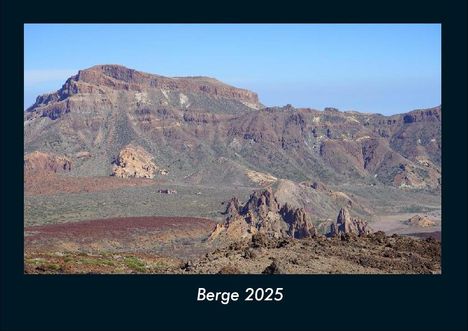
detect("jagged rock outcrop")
[24,151,72,174]
[327,207,372,237]
[112,145,165,179]
[280,204,317,238]
[336,207,354,234]
[222,197,240,215]
[241,188,280,215]
[210,188,316,241]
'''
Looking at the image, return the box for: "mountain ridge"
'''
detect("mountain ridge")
[24,64,441,195]
[25,64,262,115]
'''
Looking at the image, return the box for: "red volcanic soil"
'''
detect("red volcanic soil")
[25,216,217,259]
[25,216,214,238]
[24,174,159,196]
[25,216,215,240]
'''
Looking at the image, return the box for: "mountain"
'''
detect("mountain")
[24,64,441,192]
[23,65,442,275]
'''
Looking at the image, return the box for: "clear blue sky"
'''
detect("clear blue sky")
[24,24,441,114]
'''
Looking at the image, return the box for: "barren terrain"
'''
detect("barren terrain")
[23,65,442,274]
[25,230,440,274]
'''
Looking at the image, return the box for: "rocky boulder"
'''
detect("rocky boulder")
[262,259,285,274]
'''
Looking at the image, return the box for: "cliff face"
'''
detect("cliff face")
[24,65,441,190]
[74,65,260,105]
[25,64,261,120]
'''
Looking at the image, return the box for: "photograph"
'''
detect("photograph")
[23,23,441,275]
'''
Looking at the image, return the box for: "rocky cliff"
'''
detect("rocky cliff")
[24,65,441,190]
[25,64,261,121]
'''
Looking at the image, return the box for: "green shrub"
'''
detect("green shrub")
[124,256,146,272]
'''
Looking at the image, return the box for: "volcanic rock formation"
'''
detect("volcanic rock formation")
[210,188,316,240]
[112,146,155,178]
[112,145,166,178]
[24,151,72,174]
[327,207,372,237]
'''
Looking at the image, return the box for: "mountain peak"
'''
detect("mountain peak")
[74,64,239,91]
[74,64,159,85]
[79,65,224,86]
[25,65,262,113]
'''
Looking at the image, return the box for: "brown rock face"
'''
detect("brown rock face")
[402,107,441,124]
[211,188,316,240]
[112,145,164,179]
[405,215,436,227]
[393,161,440,189]
[78,65,260,105]
[223,197,240,215]
[24,151,72,174]
[241,187,280,216]
[280,204,317,238]
[328,207,372,237]
[25,64,260,121]
[337,207,353,234]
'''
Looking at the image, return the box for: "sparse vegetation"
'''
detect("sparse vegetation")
[123,256,146,272]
